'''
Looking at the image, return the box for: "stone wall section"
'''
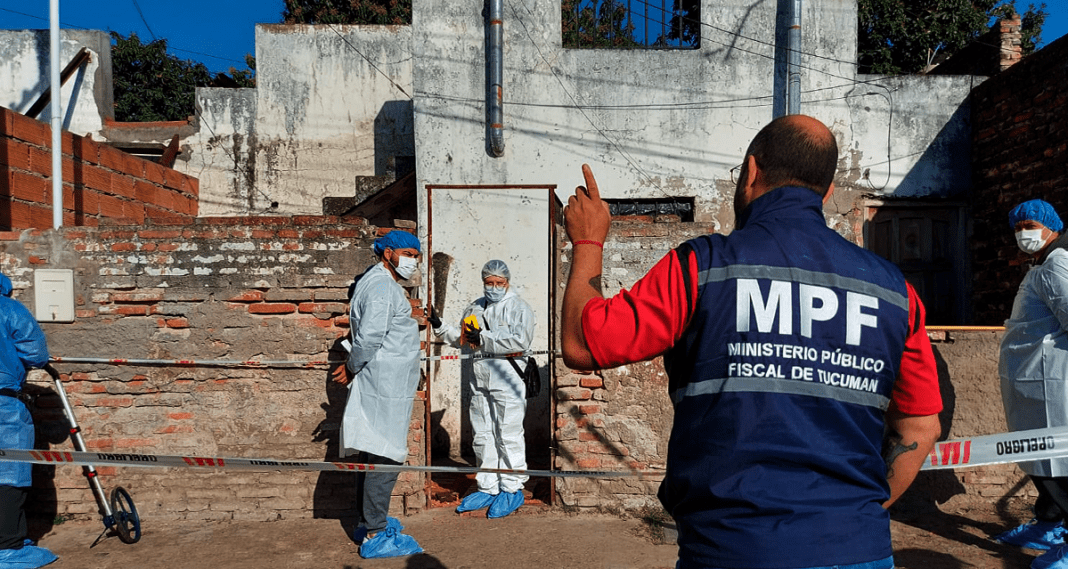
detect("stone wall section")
[0,217,428,522]
[0,106,198,230]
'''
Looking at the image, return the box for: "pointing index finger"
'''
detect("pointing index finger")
[581,164,600,200]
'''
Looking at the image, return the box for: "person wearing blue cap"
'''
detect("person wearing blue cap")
[0,272,58,568]
[331,230,423,559]
[995,200,1068,569]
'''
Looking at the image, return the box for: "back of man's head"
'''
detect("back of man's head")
[745,115,837,197]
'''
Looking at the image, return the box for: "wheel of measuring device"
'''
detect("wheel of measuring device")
[110,486,142,544]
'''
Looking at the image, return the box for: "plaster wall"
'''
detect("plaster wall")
[248,25,414,215]
[411,0,974,245]
[0,30,113,138]
[179,88,259,216]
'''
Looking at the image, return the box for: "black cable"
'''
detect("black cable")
[325,24,412,100]
[129,0,157,42]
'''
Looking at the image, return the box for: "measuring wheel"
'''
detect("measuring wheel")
[109,487,142,544]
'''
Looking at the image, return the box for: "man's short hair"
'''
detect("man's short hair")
[745,116,838,196]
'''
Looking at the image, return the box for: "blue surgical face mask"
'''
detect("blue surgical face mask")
[484,285,507,303]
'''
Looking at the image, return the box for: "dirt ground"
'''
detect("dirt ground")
[31,497,1052,569]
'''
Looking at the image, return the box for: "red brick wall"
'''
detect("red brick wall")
[0,106,198,230]
[0,218,428,523]
[971,35,1068,324]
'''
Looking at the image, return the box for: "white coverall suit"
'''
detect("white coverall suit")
[438,289,536,494]
[341,262,422,464]
[1001,238,1068,477]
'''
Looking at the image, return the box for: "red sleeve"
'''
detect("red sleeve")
[581,249,698,368]
[891,283,943,416]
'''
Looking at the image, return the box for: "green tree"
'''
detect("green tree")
[858,0,1048,75]
[282,0,412,25]
[111,32,256,122]
[562,0,641,48]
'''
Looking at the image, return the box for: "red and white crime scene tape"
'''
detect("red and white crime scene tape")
[0,448,649,479]
[2,426,1067,476]
[49,350,553,367]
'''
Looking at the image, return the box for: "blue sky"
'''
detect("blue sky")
[0,0,1064,74]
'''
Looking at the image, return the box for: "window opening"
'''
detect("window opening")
[562,0,700,49]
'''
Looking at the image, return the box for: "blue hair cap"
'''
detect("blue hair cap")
[1009,199,1064,233]
[373,230,421,255]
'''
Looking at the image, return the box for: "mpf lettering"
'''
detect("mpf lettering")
[736,279,879,346]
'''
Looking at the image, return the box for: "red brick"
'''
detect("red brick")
[140,242,157,252]
[0,138,31,169]
[75,309,95,318]
[114,437,157,448]
[156,425,194,434]
[298,302,347,314]
[143,160,167,185]
[10,115,50,144]
[294,215,336,225]
[111,174,137,199]
[578,432,600,442]
[110,242,137,252]
[112,291,165,303]
[166,318,189,328]
[278,229,300,239]
[27,145,51,174]
[326,229,361,238]
[579,377,604,388]
[229,291,265,302]
[138,229,183,239]
[578,405,602,415]
[575,458,601,468]
[71,136,100,164]
[98,195,125,219]
[9,171,49,202]
[28,255,48,265]
[94,397,135,408]
[248,303,297,315]
[122,200,146,224]
[157,243,179,252]
[282,243,301,250]
[0,231,22,241]
[251,230,274,238]
[84,438,114,450]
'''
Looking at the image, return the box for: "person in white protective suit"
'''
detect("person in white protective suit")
[994,199,1068,569]
[0,272,58,568]
[428,260,536,519]
[331,230,423,559]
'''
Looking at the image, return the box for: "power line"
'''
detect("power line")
[325,24,412,99]
[129,0,157,42]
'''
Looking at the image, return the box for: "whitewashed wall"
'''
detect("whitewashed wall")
[0,29,113,137]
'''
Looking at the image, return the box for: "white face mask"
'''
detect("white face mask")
[484,285,507,303]
[1016,229,1048,254]
[391,254,419,280]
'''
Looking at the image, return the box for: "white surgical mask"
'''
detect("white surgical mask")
[1016,229,1048,255]
[484,285,507,303]
[392,255,419,280]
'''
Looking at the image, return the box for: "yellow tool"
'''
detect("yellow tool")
[461,314,481,346]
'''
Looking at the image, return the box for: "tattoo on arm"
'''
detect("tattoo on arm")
[882,429,917,479]
[587,275,602,295]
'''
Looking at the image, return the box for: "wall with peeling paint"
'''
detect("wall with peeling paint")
[0,29,114,138]
[410,0,975,243]
[176,25,415,216]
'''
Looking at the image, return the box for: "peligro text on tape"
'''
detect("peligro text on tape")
[0,448,657,479]
[50,350,553,368]
[922,426,1068,471]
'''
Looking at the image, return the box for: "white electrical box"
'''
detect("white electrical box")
[34,269,75,323]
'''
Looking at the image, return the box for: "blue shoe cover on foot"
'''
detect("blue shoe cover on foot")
[0,541,58,568]
[487,490,524,519]
[995,519,1067,550]
[1033,543,1068,569]
[358,524,423,559]
[456,491,497,513]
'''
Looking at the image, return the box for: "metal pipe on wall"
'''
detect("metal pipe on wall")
[50,0,63,228]
[487,0,505,157]
[787,0,801,115]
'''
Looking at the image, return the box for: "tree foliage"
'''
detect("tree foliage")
[858,0,1048,74]
[282,0,412,25]
[111,32,256,122]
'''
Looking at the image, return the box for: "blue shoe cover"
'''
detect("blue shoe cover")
[995,519,1067,550]
[456,491,497,513]
[487,490,524,519]
[1033,543,1068,569]
[358,524,423,559]
[0,541,58,568]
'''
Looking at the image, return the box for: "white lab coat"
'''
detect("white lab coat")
[1001,238,1068,476]
[436,288,536,493]
[341,263,422,464]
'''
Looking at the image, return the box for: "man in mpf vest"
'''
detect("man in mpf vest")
[561,115,943,569]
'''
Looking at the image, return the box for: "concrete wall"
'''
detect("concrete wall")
[412,0,975,245]
[0,30,113,137]
[970,35,1068,325]
[176,25,415,217]
[0,220,429,523]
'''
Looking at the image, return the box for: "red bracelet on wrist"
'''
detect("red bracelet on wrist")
[572,240,604,248]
